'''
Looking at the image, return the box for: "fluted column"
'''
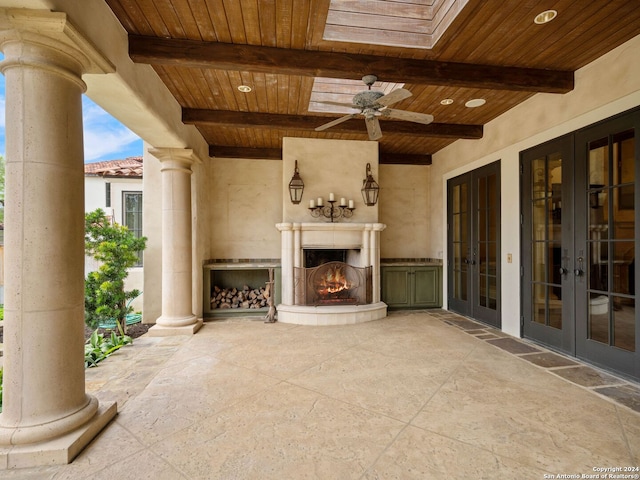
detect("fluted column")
[0,8,116,468]
[149,148,202,336]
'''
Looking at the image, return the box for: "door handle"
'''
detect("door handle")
[574,256,584,277]
[559,267,568,275]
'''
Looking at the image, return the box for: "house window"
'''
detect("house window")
[123,191,143,266]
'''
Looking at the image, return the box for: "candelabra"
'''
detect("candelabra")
[309,194,355,222]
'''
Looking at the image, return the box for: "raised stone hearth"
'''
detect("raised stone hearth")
[276,222,387,325]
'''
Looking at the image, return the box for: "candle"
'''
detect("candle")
[349,200,354,209]
[340,197,347,206]
[309,199,316,208]
[329,193,335,201]
[317,197,324,206]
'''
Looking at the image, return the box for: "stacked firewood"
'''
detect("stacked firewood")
[210,284,269,310]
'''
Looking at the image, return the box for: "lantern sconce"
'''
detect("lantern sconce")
[361,163,379,206]
[288,160,304,204]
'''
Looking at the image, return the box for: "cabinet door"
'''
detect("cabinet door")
[381,267,411,307]
[413,267,442,307]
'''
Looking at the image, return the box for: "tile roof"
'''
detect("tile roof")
[84,157,143,177]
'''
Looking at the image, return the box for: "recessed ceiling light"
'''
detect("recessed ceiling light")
[440,98,454,105]
[237,85,252,93]
[465,98,486,108]
[534,10,557,24]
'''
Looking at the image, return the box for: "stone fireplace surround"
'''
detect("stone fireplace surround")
[276,222,387,325]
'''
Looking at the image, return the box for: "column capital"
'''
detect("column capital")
[149,147,202,173]
[0,8,114,84]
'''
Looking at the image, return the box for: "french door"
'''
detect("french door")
[447,161,501,327]
[521,136,575,352]
[522,109,639,380]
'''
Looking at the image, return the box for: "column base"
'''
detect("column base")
[0,401,117,469]
[148,318,203,336]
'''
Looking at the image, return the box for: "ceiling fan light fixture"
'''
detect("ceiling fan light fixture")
[534,10,557,25]
[465,98,486,108]
[237,85,252,93]
[440,98,454,105]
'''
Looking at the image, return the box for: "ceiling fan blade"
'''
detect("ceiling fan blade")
[376,88,412,107]
[315,113,358,132]
[381,108,434,125]
[365,115,383,140]
[313,100,359,109]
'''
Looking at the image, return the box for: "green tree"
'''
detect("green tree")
[85,208,147,334]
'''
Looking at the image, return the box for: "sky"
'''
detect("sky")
[0,54,143,164]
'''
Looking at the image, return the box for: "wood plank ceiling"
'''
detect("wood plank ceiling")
[104,0,640,164]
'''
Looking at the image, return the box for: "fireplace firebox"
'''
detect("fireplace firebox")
[294,261,372,306]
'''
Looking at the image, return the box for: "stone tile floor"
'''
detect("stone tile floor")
[1,310,639,479]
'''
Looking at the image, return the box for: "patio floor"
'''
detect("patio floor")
[3,310,640,479]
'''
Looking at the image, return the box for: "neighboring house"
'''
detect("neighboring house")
[84,157,144,312]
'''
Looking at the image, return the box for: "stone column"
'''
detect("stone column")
[0,9,116,468]
[371,223,386,303]
[149,148,202,336]
[276,223,294,305]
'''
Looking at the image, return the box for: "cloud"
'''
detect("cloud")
[82,96,142,162]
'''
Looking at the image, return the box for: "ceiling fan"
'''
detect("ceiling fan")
[314,75,434,141]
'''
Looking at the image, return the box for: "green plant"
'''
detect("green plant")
[84,209,147,333]
[84,329,132,368]
[0,305,4,321]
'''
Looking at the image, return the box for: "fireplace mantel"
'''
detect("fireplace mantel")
[276,222,387,325]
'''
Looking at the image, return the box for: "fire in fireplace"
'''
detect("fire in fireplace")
[294,261,372,306]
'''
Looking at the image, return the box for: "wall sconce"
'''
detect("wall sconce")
[361,163,379,206]
[288,160,304,204]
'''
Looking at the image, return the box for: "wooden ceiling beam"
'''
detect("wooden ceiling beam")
[208,146,432,165]
[184,109,483,139]
[130,34,574,93]
[379,153,432,165]
[209,146,282,159]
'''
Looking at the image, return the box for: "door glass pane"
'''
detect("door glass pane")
[613,296,635,352]
[452,185,461,213]
[533,283,546,324]
[613,241,635,295]
[589,138,610,187]
[479,275,487,307]
[479,206,487,244]
[479,241,487,274]
[488,276,497,309]
[613,185,634,237]
[589,293,610,344]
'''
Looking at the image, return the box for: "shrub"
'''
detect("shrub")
[84,330,132,368]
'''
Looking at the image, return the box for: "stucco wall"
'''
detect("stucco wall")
[282,137,379,224]
[209,157,282,259]
[206,139,432,262]
[430,33,640,336]
[379,164,431,259]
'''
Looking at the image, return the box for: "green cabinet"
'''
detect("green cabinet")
[381,265,442,309]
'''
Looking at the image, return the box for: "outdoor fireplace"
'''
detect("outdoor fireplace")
[295,261,372,306]
[276,222,387,325]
